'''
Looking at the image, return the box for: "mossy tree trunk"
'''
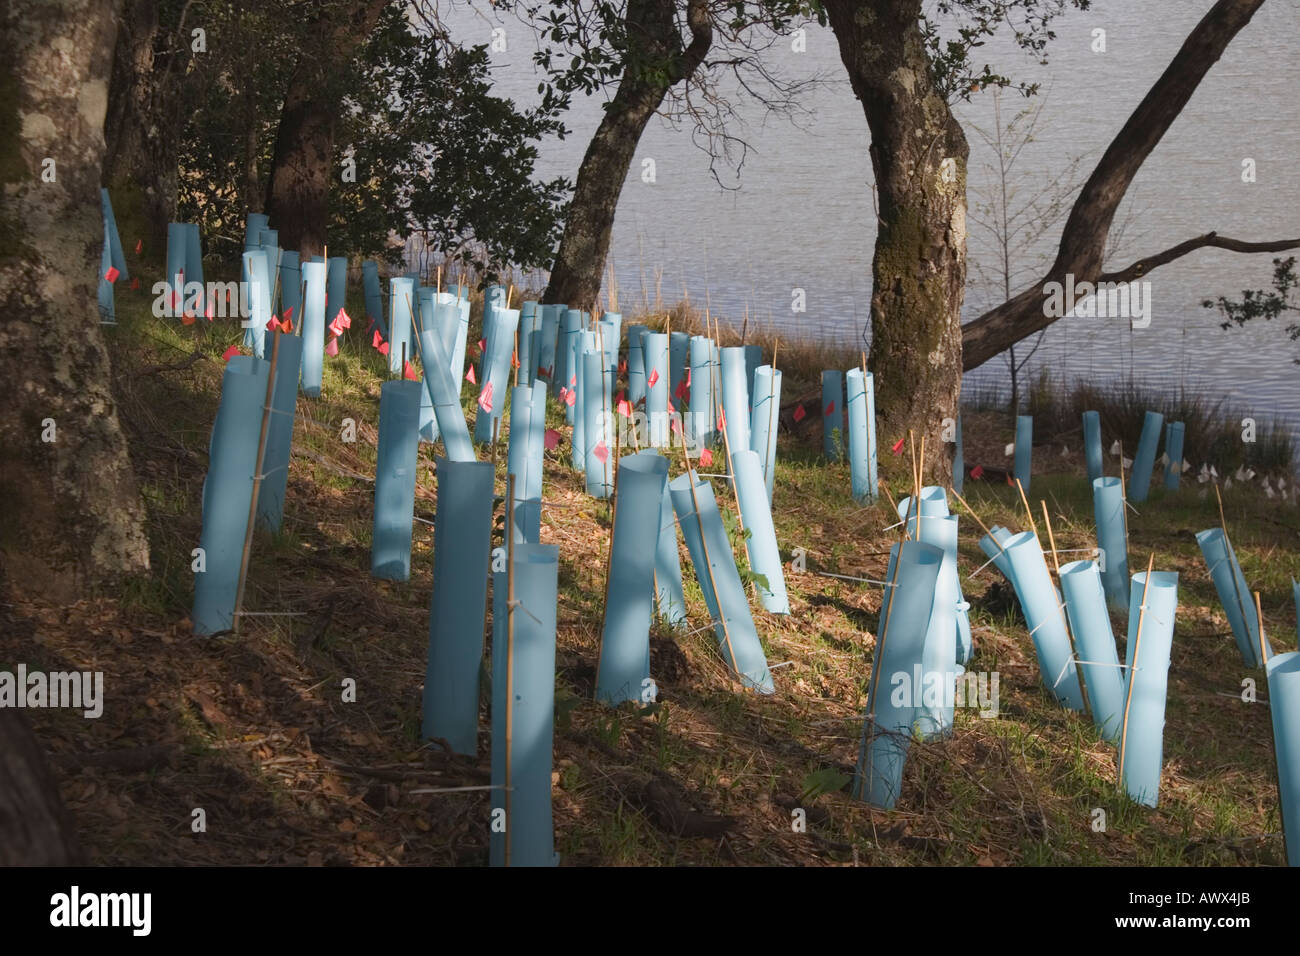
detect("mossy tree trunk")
[0,0,151,594]
[824,0,967,485]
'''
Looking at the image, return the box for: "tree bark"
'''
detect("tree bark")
[0,711,84,865]
[102,0,179,264]
[262,0,391,258]
[0,0,151,596]
[824,0,968,484]
[543,0,712,308]
[960,0,1272,370]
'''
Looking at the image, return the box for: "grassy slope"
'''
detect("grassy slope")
[8,288,1298,866]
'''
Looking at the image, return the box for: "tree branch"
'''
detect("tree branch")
[1098,232,1300,285]
[961,0,1270,370]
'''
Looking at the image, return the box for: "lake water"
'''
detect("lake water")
[440,0,1300,434]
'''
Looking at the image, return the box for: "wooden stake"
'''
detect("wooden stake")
[1255,590,1269,668]
[1117,554,1155,784]
[232,331,281,634]
[1015,477,1038,538]
[762,339,779,483]
[1041,500,1061,575]
[951,487,1004,552]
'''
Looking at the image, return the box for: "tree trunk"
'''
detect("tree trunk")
[0,711,83,865]
[102,0,179,265]
[824,0,968,485]
[262,0,391,258]
[0,0,151,596]
[543,0,712,308]
[263,61,335,258]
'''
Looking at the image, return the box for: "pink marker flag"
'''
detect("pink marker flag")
[466,366,477,384]
[478,381,494,413]
[822,400,833,417]
[378,341,390,356]
[593,441,608,464]
[564,388,576,408]
[617,398,632,418]
[793,404,807,422]
[544,428,560,450]
[222,345,241,362]
[891,437,905,455]
[325,336,339,357]
[699,448,714,467]
[404,360,418,381]
[647,369,659,388]
[104,266,120,283]
[372,329,384,349]
[970,465,985,480]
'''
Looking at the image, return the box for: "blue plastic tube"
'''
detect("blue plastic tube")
[1117,570,1179,807]
[626,323,648,409]
[669,472,774,693]
[100,188,126,278]
[845,368,878,503]
[1194,528,1268,667]
[582,350,614,498]
[743,344,761,407]
[1163,421,1184,490]
[669,331,690,402]
[279,252,301,330]
[821,371,844,460]
[654,473,688,626]
[687,335,713,449]
[451,290,471,393]
[243,213,268,250]
[184,223,205,316]
[475,305,521,445]
[416,326,475,462]
[1093,476,1129,610]
[555,308,580,402]
[1265,651,1300,866]
[371,380,422,581]
[720,347,751,468]
[900,488,970,663]
[1083,410,1103,486]
[644,332,670,448]
[978,525,1018,591]
[508,383,546,545]
[255,333,303,533]
[193,356,269,636]
[490,542,561,867]
[600,312,622,378]
[596,452,669,703]
[570,331,595,470]
[914,516,959,738]
[325,254,346,341]
[1004,531,1086,710]
[1014,415,1033,493]
[732,450,789,615]
[362,261,386,339]
[851,540,944,808]
[536,305,560,385]
[242,249,272,359]
[300,259,326,396]
[165,222,188,306]
[257,228,278,250]
[1059,559,1125,741]
[1129,410,1164,503]
[517,301,539,388]
[389,277,415,374]
[423,457,495,755]
[749,365,781,501]
[1294,578,1300,647]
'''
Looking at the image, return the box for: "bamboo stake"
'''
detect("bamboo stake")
[950,487,1005,553]
[1117,554,1155,783]
[1255,590,1269,668]
[1041,500,1061,575]
[232,331,281,634]
[504,472,517,867]
[1015,477,1038,538]
[762,339,780,483]
[878,478,900,520]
